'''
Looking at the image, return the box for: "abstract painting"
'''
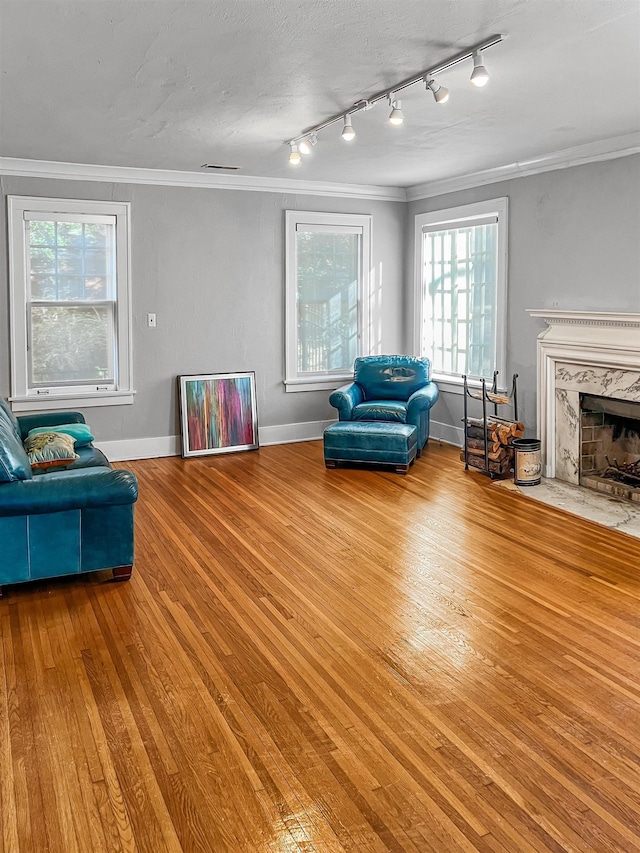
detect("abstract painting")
[179,372,259,457]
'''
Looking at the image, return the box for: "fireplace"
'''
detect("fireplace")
[527,310,640,496]
[579,394,640,502]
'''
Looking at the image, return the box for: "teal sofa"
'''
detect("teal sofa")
[0,398,138,596]
[329,355,439,451]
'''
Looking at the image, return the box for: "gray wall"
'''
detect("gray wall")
[3,155,638,447]
[406,154,640,440]
[0,176,406,441]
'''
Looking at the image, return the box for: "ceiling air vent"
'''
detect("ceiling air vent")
[200,164,239,170]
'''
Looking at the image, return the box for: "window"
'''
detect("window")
[414,198,507,390]
[8,197,133,410]
[285,211,372,392]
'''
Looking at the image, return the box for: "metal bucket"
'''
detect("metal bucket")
[512,438,542,486]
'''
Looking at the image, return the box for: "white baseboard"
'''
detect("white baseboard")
[97,418,464,461]
[259,419,335,446]
[94,434,181,461]
[429,420,464,448]
[95,419,336,462]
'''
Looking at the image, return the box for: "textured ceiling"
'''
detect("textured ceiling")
[1,0,639,187]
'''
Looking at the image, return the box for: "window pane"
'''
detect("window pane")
[84,223,107,245]
[30,247,56,274]
[56,276,85,301]
[30,305,113,385]
[422,222,497,380]
[30,275,57,300]
[56,221,84,246]
[29,219,115,302]
[57,248,84,274]
[84,249,107,276]
[296,231,359,373]
[29,221,56,246]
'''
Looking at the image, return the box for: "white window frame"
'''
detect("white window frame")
[8,196,134,411]
[284,210,373,392]
[413,197,508,394]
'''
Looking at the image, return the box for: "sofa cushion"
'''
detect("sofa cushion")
[17,410,86,440]
[65,445,111,470]
[0,406,33,483]
[0,397,22,442]
[31,444,111,475]
[352,400,407,423]
[27,423,95,447]
[24,432,79,471]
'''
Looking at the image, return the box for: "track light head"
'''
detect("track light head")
[288,142,301,165]
[470,51,489,87]
[341,114,356,141]
[298,133,317,156]
[425,78,449,103]
[388,96,404,126]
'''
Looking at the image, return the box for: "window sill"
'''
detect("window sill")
[431,375,508,396]
[9,391,135,412]
[284,376,352,393]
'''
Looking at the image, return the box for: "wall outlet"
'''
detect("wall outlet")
[147,313,157,328]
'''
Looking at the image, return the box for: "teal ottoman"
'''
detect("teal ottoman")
[324,422,418,474]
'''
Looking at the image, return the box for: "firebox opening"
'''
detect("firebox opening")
[580,394,640,502]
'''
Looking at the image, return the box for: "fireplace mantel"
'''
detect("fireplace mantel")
[527,310,640,478]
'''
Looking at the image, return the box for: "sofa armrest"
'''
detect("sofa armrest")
[329,383,364,420]
[406,382,439,421]
[0,468,138,517]
[17,411,86,440]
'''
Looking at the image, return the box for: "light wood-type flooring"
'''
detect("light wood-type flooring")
[1,441,639,852]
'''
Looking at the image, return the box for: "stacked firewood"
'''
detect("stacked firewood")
[460,416,524,475]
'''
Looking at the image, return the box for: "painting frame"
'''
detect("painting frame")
[179,372,259,458]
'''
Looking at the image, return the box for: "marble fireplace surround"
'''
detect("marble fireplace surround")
[527,311,640,481]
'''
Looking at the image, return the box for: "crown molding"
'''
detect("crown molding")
[0,157,407,202]
[2,132,638,204]
[405,133,640,201]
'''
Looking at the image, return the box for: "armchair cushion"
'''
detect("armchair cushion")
[354,355,431,401]
[352,400,407,422]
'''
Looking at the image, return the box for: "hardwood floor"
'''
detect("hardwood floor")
[1,440,639,852]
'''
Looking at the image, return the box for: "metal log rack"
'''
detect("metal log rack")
[462,371,519,479]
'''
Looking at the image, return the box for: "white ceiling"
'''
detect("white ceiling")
[1,0,639,188]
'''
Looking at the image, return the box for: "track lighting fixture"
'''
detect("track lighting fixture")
[288,142,301,166]
[341,114,356,141]
[388,96,404,126]
[298,133,317,155]
[470,50,489,87]
[284,34,503,165]
[425,78,449,104]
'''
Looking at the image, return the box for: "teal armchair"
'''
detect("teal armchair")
[329,355,439,450]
